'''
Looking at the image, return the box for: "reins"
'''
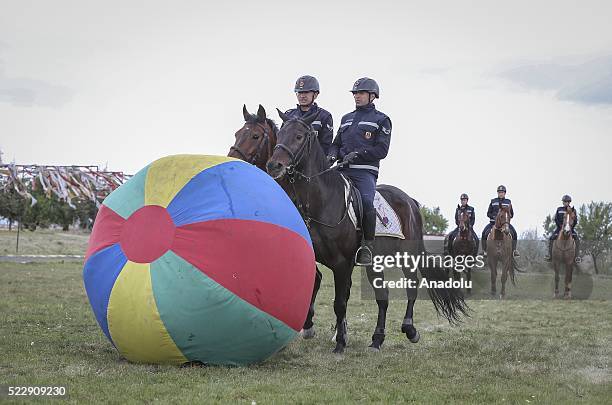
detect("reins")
[274,118,351,228]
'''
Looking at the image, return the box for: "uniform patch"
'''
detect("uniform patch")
[298,80,304,89]
[364,132,372,139]
[314,130,319,136]
[382,126,391,135]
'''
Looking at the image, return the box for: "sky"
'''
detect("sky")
[1,0,611,234]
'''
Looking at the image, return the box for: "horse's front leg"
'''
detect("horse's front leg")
[488,256,497,296]
[302,266,322,339]
[466,266,472,296]
[500,258,508,299]
[553,260,560,298]
[564,260,574,299]
[365,264,388,350]
[332,263,353,354]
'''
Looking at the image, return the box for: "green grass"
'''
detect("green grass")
[0,229,89,256]
[1,260,611,404]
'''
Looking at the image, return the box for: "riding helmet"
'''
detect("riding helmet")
[460,193,469,200]
[497,185,507,192]
[294,75,320,93]
[351,77,380,98]
[562,195,572,202]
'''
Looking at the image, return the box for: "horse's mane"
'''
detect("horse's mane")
[245,115,278,136]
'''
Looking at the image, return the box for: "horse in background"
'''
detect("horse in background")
[451,206,477,295]
[486,205,517,298]
[552,206,577,299]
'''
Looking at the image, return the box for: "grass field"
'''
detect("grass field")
[1,253,611,403]
[0,229,89,256]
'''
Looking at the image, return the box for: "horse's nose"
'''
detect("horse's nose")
[266,160,281,174]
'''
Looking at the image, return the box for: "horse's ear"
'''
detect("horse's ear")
[302,111,320,126]
[257,104,266,122]
[243,104,251,122]
[277,108,290,122]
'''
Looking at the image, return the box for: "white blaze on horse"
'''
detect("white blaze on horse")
[552,206,577,299]
[486,205,518,299]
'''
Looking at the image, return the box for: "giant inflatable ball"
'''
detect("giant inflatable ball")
[83,155,315,366]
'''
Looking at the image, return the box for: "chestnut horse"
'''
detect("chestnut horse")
[552,206,577,299]
[451,207,477,295]
[266,112,467,353]
[486,205,517,298]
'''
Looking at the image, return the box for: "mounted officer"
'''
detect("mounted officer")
[544,195,581,263]
[327,77,392,266]
[284,75,333,156]
[481,185,519,257]
[444,193,479,256]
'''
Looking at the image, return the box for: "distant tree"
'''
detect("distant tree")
[542,214,556,240]
[0,189,26,230]
[420,205,448,235]
[576,201,612,274]
[520,228,545,269]
[74,199,98,230]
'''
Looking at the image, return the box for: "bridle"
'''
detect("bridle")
[230,121,272,165]
[494,209,510,233]
[272,118,349,228]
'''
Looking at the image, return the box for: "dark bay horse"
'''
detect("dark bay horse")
[451,207,477,295]
[552,206,577,299]
[266,112,467,353]
[228,105,322,338]
[486,205,517,298]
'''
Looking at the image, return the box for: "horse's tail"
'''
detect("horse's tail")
[417,241,469,324]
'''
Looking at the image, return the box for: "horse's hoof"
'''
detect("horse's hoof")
[368,342,382,351]
[407,330,420,344]
[332,343,345,354]
[301,327,316,339]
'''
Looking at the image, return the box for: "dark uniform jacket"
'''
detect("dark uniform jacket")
[285,103,333,156]
[328,103,391,175]
[554,206,578,229]
[487,198,513,223]
[455,205,475,227]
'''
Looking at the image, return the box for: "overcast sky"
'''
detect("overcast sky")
[1,0,611,234]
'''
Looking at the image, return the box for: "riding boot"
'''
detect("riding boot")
[544,239,553,262]
[356,210,376,266]
[512,238,520,258]
[443,235,450,256]
[574,237,582,264]
[355,239,375,266]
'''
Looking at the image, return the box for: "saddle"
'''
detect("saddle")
[339,174,405,239]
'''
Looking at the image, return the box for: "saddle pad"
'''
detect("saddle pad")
[342,174,405,239]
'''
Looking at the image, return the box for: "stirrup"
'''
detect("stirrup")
[544,255,552,262]
[513,250,520,258]
[575,256,582,264]
[355,245,373,266]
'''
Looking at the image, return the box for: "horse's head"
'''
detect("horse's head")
[228,104,277,170]
[495,205,511,235]
[266,108,319,179]
[563,206,575,235]
[458,206,468,233]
